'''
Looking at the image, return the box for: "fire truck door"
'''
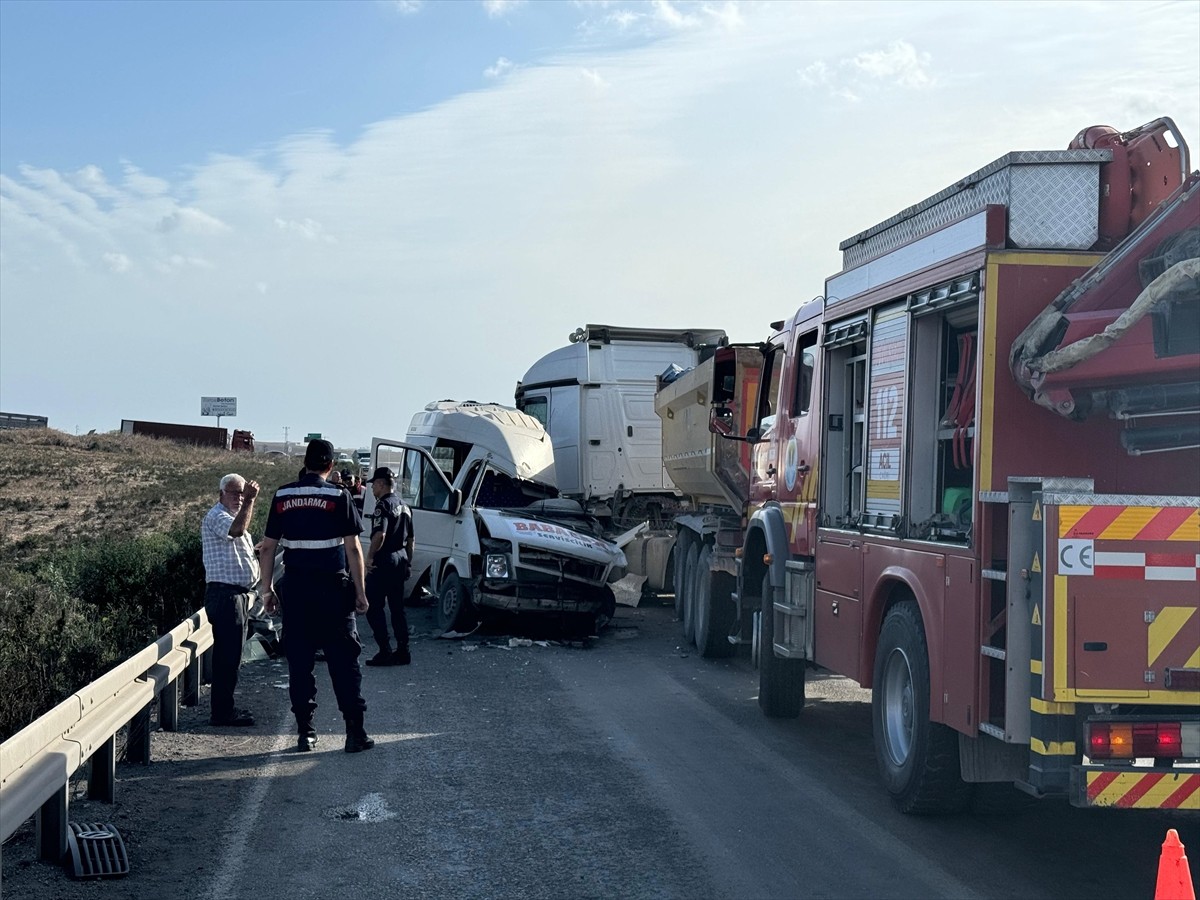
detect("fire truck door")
[780,331,819,557]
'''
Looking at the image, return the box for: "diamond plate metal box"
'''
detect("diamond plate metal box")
[839,149,1112,270]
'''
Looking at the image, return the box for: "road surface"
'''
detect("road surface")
[1,601,1190,899]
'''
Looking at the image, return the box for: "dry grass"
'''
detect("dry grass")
[0,428,293,562]
[0,428,299,739]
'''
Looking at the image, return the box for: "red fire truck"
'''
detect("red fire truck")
[666,117,1199,813]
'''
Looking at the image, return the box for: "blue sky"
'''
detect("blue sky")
[2,0,1198,448]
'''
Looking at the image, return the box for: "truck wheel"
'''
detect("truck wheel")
[872,602,971,814]
[437,572,477,634]
[695,549,735,658]
[673,532,693,619]
[758,573,804,717]
[681,542,700,646]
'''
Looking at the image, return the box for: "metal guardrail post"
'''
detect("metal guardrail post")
[126,704,152,765]
[160,677,179,732]
[88,736,116,803]
[182,648,201,706]
[201,648,213,685]
[2,610,214,845]
[35,784,68,862]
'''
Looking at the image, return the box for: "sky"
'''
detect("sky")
[2,0,1198,450]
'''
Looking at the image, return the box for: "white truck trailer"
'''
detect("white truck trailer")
[515,324,726,597]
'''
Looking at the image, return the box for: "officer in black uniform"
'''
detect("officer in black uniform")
[260,439,374,753]
[364,466,415,666]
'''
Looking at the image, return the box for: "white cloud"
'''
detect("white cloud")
[652,0,698,29]
[702,1,743,30]
[103,252,131,273]
[485,56,514,78]
[799,39,934,100]
[607,9,640,29]
[852,40,933,89]
[390,0,422,13]
[274,217,335,242]
[581,68,610,90]
[483,0,525,18]
[156,207,231,235]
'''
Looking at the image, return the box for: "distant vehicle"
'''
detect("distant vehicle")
[336,452,353,465]
[356,449,371,476]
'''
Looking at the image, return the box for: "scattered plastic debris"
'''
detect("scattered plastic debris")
[326,793,397,824]
[437,624,482,640]
[461,644,479,652]
[508,638,533,648]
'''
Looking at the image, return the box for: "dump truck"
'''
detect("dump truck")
[363,401,628,634]
[515,325,726,598]
[662,116,1200,813]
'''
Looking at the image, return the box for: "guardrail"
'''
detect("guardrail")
[0,609,214,860]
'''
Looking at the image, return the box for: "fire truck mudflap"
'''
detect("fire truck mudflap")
[1029,488,1200,810]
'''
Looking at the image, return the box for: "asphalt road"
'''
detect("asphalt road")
[3,601,1194,899]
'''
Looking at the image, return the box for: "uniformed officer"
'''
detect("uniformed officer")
[259,439,374,753]
[364,466,415,667]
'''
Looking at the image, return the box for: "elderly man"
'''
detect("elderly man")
[201,473,261,726]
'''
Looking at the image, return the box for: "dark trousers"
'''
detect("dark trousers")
[366,561,409,652]
[278,572,366,722]
[204,583,253,720]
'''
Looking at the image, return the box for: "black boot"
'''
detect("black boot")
[297,717,318,752]
[344,714,375,753]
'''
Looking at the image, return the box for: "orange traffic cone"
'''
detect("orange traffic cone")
[1156,829,1196,900]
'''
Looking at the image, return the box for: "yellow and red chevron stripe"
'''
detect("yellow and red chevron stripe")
[1059,505,1200,542]
[1084,770,1200,809]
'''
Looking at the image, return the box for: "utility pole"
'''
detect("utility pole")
[283,426,290,455]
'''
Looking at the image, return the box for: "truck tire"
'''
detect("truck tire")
[872,602,972,814]
[681,542,700,646]
[695,549,735,658]
[437,571,477,634]
[673,531,693,619]
[758,573,804,717]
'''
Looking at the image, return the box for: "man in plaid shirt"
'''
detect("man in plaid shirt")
[201,473,261,726]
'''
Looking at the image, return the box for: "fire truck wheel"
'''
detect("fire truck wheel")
[872,602,971,814]
[673,531,693,619]
[696,549,735,658]
[758,573,805,717]
[437,571,477,634]
[681,542,700,646]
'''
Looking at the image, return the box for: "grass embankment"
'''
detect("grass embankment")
[0,428,294,741]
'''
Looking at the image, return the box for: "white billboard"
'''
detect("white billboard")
[201,396,237,417]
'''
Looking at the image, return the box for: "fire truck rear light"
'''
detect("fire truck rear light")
[1087,722,1183,759]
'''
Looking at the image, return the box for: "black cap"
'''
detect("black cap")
[304,439,335,471]
[368,466,395,483]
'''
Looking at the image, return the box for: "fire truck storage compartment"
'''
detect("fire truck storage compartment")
[908,273,981,543]
[821,277,980,544]
[821,315,869,529]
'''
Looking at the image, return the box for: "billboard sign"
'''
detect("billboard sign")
[201,396,237,417]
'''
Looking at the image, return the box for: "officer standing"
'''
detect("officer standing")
[259,439,374,753]
[364,466,415,667]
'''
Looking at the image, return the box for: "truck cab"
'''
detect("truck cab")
[363,401,627,634]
